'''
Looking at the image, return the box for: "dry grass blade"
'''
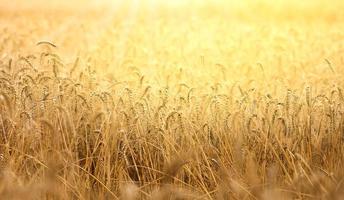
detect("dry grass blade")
[36,41,57,48]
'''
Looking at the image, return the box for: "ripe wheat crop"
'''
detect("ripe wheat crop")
[0,0,344,199]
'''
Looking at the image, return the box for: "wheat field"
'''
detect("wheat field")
[0,0,344,199]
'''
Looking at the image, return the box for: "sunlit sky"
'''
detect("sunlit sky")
[1,0,344,90]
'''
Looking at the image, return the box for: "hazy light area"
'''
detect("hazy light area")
[1,0,344,90]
